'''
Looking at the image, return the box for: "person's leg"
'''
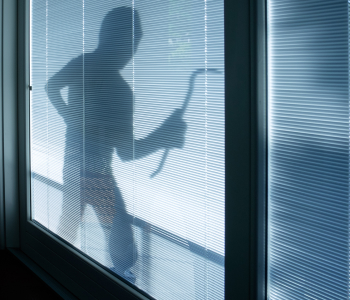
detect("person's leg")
[57,155,82,245]
[85,173,116,263]
[81,171,136,282]
[108,183,138,283]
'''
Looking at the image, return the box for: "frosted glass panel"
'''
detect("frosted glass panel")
[30,1,224,299]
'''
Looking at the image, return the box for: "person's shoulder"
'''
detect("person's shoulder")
[48,54,84,85]
[66,54,83,69]
[56,55,83,80]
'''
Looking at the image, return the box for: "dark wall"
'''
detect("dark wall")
[0,250,62,299]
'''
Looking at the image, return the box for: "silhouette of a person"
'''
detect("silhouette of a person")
[46,7,186,283]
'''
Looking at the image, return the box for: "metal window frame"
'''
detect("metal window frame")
[15,0,268,299]
[0,0,4,251]
[1,0,19,250]
[224,0,267,299]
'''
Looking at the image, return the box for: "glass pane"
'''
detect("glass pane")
[268,0,349,299]
[30,1,225,299]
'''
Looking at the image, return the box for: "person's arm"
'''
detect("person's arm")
[45,77,68,118]
[45,57,81,118]
[116,109,186,162]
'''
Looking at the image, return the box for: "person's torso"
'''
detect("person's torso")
[64,53,133,174]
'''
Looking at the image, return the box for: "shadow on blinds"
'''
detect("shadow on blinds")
[31,2,225,298]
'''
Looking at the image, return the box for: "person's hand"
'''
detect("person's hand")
[159,109,187,149]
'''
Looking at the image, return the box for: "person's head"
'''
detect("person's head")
[98,7,142,69]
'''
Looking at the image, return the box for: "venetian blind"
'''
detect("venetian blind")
[30,1,225,299]
[268,0,350,299]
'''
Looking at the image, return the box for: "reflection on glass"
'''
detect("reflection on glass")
[31,1,224,299]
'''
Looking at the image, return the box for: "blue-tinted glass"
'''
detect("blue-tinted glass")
[268,1,350,299]
[30,1,225,299]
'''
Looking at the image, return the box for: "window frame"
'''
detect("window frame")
[14,0,268,299]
